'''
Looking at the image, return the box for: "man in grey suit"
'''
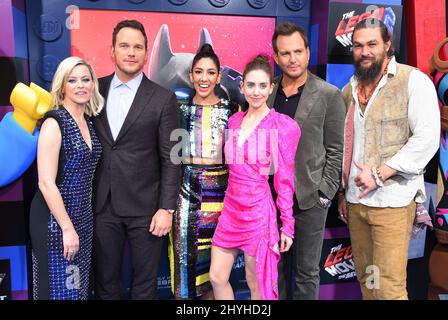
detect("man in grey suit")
[268,22,345,300]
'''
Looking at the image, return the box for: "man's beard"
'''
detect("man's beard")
[354,54,386,83]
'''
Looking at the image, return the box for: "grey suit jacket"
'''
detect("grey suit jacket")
[268,71,345,210]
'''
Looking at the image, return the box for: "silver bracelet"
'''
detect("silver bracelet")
[371,166,384,188]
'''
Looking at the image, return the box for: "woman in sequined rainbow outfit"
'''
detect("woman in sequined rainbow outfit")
[168,44,238,299]
[29,57,103,300]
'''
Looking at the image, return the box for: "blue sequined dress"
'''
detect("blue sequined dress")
[30,107,101,300]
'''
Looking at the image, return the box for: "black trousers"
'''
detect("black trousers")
[93,199,163,300]
[277,198,328,300]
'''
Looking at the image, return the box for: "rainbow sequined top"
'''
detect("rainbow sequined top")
[179,98,239,162]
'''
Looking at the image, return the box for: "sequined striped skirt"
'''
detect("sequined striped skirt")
[169,164,228,299]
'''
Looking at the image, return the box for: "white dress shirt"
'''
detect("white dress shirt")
[346,57,440,207]
[106,72,143,140]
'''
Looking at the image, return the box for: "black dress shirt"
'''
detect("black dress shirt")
[273,82,305,119]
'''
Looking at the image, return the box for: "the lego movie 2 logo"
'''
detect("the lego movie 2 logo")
[324,243,356,281]
[327,2,402,63]
[334,6,396,48]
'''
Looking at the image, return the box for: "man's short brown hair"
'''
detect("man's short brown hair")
[112,19,148,50]
[272,22,309,53]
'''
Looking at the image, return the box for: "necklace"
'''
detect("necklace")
[357,58,390,108]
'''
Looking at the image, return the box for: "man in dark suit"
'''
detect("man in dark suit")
[268,22,345,300]
[93,20,181,299]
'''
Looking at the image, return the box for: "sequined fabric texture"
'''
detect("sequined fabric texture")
[30,107,102,300]
[169,98,238,298]
[169,165,228,298]
[178,98,238,161]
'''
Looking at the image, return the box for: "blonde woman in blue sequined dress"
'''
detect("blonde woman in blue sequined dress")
[29,57,103,300]
[168,44,238,299]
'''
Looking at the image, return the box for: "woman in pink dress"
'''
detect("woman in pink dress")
[210,55,301,300]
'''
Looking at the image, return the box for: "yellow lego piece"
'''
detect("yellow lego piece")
[10,82,53,134]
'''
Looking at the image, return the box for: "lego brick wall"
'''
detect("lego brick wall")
[0,0,31,300]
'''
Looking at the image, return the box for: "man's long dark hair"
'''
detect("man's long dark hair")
[352,18,394,57]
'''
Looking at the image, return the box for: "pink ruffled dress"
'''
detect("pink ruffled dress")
[212,108,301,300]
